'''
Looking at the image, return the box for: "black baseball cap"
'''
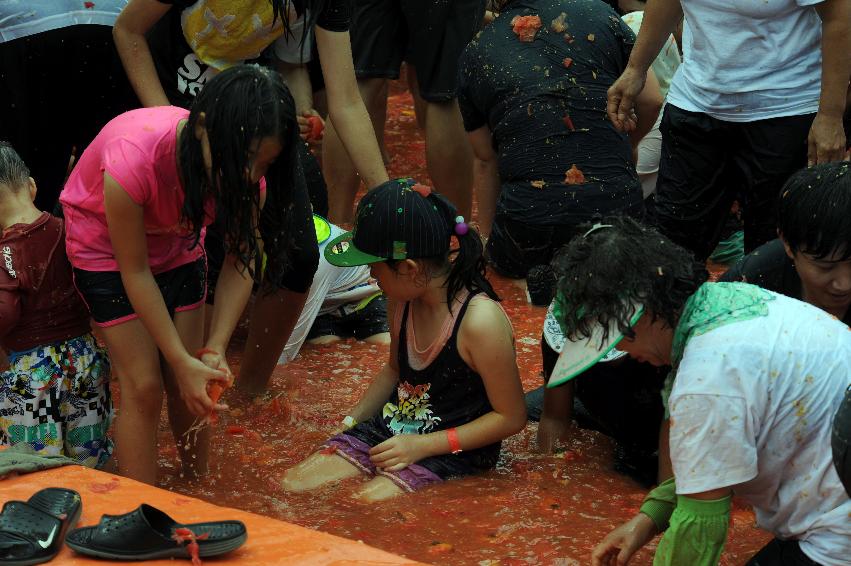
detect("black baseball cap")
[325,178,454,267]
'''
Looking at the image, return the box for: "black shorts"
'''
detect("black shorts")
[73,257,207,327]
[345,414,499,479]
[349,0,486,102]
[306,294,389,340]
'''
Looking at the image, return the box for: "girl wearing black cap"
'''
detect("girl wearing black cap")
[280,178,527,500]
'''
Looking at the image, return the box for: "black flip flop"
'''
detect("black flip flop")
[65,504,246,561]
[0,488,82,566]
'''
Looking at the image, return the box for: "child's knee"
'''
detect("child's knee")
[120,378,163,414]
[353,475,404,502]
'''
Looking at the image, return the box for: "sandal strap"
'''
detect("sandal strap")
[87,505,176,552]
[0,501,61,541]
[0,531,36,559]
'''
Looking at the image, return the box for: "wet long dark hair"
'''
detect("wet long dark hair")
[778,162,851,261]
[391,193,500,310]
[179,65,299,281]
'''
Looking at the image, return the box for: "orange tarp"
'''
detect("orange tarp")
[0,466,426,565]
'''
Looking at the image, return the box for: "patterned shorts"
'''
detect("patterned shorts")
[0,333,112,468]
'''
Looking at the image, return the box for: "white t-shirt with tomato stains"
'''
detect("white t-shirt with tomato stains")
[667,0,823,121]
[668,292,851,565]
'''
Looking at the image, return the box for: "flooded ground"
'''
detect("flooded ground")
[138,79,770,565]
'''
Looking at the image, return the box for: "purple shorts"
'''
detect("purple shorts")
[323,433,442,492]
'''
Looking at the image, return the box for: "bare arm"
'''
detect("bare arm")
[346,299,401,422]
[468,125,500,237]
[315,26,389,189]
[276,60,314,114]
[113,0,173,107]
[608,0,684,130]
[536,381,576,453]
[103,173,226,416]
[203,252,254,370]
[630,69,664,148]
[809,0,851,164]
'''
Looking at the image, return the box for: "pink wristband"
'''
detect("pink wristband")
[446,428,462,454]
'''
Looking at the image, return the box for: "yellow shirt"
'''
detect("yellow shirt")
[180,0,294,70]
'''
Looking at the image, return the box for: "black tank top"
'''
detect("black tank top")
[380,292,501,470]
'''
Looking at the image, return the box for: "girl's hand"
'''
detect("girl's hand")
[198,348,232,382]
[173,355,230,417]
[369,434,433,471]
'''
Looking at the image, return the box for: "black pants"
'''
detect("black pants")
[0,25,137,211]
[487,216,582,279]
[650,105,814,263]
[746,539,821,566]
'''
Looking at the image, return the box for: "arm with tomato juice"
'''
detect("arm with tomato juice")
[103,173,227,417]
[202,190,266,375]
[370,298,527,470]
[809,0,851,165]
[468,125,500,238]
[113,0,173,107]
[314,26,389,189]
[343,299,401,424]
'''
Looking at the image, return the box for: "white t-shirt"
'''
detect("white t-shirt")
[669,292,851,566]
[278,223,379,364]
[0,1,127,42]
[667,0,823,122]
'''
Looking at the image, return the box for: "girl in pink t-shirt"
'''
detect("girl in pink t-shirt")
[60,65,300,484]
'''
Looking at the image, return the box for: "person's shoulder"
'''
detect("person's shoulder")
[460,294,512,341]
[718,239,789,291]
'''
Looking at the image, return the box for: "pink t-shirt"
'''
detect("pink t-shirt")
[61,106,211,274]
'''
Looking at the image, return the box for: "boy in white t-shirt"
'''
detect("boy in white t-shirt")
[547,217,850,566]
[277,217,389,365]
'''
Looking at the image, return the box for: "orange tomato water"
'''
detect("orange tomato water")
[123,78,770,565]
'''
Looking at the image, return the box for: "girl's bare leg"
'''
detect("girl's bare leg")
[164,306,209,479]
[353,475,405,502]
[97,319,163,485]
[280,453,362,492]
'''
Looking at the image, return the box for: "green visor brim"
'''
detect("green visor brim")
[547,304,645,388]
[324,232,387,267]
